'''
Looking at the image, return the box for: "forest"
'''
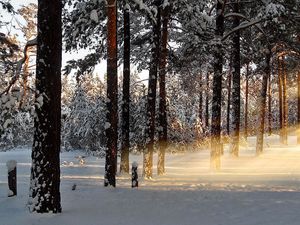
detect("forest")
[0,0,300,224]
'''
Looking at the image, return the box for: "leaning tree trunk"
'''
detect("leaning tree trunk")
[278,57,284,143]
[28,0,62,213]
[231,1,241,157]
[104,0,118,187]
[120,0,130,174]
[244,62,249,139]
[211,0,224,170]
[256,48,271,155]
[157,3,169,176]
[143,0,161,179]
[282,56,288,145]
[297,71,300,145]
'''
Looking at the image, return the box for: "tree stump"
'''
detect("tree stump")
[6,160,17,197]
[131,162,138,188]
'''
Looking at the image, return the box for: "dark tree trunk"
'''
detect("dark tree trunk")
[157,4,169,176]
[256,49,271,155]
[244,63,249,139]
[231,1,241,157]
[268,72,272,135]
[104,0,118,187]
[143,0,161,178]
[211,0,224,170]
[227,61,232,136]
[278,57,284,142]
[205,72,210,129]
[282,57,288,145]
[120,1,130,174]
[297,71,300,145]
[28,0,62,213]
[199,73,203,124]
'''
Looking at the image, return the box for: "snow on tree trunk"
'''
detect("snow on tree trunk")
[120,0,130,174]
[144,0,161,179]
[256,48,271,155]
[104,0,118,187]
[158,3,169,176]
[28,0,62,213]
[231,1,241,157]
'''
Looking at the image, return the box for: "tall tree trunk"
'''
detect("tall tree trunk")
[278,57,283,142]
[143,0,161,178]
[244,62,249,139]
[256,48,271,155]
[28,0,62,213]
[120,0,130,174]
[211,0,225,170]
[205,72,210,129]
[231,1,241,157]
[19,55,29,108]
[199,73,203,125]
[227,61,232,136]
[157,3,169,176]
[297,71,300,145]
[282,56,288,145]
[268,72,272,135]
[104,0,118,187]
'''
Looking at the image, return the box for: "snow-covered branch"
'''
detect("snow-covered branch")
[1,37,37,96]
[221,19,262,41]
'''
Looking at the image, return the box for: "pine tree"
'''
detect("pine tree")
[157,2,170,175]
[104,0,118,187]
[120,0,131,174]
[143,0,161,179]
[210,0,225,170]
[231,1,241,157]
[28,0,62,213]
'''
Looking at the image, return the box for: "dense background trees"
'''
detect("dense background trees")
[0,0,299,210]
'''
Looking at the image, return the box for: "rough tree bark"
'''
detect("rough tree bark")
[211,0,225,170]
[231,1,241,157]
[104,0,118,187]
[120,0,130,174]
[297,71,300,145]
[143,0,161,178]
[278,57,283,142]
[227,60,232,136]
[205,72,210,129]
[256,48,271,155]
[244,62,249,139]
[282,56,288,145]
[199,73,203,125]
[28,0,62,213]
[267,72,272,135]
[157,3,169,176]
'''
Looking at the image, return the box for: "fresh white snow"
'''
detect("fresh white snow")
[1,135,300,225]
[6,160,17,172]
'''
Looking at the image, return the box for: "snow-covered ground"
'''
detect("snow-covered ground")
[1,135,300,225]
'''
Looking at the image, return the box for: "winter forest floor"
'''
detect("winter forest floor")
[1,135,300,225]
